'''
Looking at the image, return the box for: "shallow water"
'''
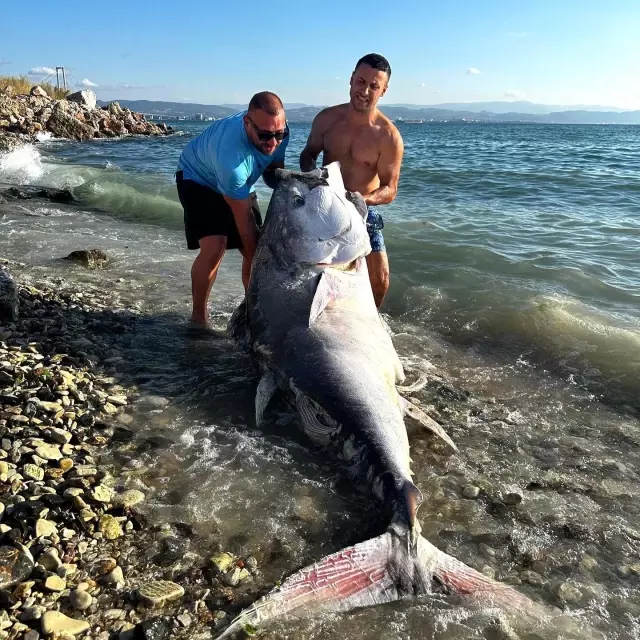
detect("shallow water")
[1,123,640,638]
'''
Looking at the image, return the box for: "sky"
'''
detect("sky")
[2,0,639,109]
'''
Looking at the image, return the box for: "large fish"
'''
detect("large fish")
[223,162,542,637]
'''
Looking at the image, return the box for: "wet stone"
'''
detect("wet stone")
[555,581,583,605]
[0,545,34,588]
[113,489,145,508]
[98,515,123,540]
[223,566,250,586]
[462,485,481,499]
[209,552,235,573]
[134,616,171,640]
[90,484,113,503]
[136,580,185,607]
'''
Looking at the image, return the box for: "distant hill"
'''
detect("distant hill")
[387,101,629,114]
[96,99,236,119]
[97,99,640,125]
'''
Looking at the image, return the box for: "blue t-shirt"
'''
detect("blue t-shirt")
[177,111,288,199]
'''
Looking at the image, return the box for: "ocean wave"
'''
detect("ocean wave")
[0,145,45,184]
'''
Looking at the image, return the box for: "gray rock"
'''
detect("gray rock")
[37,547,62,571]
[64,249,108,269]
[462,484,481,499]
[101,566,125,588]
[0,545,34,588]
[70,588,93,611]
[21,605,45,621]
[30,86,49,98]
[66,90,97,110]
[46,108,96,141]
[0,268,18,322]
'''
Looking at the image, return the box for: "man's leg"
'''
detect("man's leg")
[238,247,252,292]
[366,250,390,308]
[365,206,389,308]
[190,235,227,326]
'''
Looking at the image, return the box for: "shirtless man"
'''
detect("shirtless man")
[300,53,404,307]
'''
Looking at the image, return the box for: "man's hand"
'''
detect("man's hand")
[263,159,284,189]
[224,195,258,255]
[300,110,331,171]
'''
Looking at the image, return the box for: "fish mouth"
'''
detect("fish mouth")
[315,259,359,272]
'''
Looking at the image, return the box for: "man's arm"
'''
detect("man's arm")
[262,159,284,189]
[364,129,404,206]
[223,195,259,258]
[299,111,328,171]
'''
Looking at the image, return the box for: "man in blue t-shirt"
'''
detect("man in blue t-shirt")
[176,91,289,329]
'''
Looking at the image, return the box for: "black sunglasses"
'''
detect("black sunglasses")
[247,115,289,142]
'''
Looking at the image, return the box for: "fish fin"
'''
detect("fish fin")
[255,371,278,427]
[217,529,551,639]
[309,271,339,326]
[402,397,458,453]
[216,532,398,639]
[396,372,429,394]
[323,161,346,194]
[417,535,548,615]
[345,190,368,221]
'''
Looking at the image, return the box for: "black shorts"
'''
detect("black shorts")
[175,170,262,251]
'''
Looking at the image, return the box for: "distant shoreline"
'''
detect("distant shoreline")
[97,99,640,126]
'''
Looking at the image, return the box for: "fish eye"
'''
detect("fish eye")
[292,194,305,207]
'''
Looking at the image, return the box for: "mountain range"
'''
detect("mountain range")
[96,99,640,125]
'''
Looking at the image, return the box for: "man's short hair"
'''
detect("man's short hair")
[354,53,391,79]
[248,91,284,116]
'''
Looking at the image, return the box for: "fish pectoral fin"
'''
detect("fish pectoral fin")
[402,398,458,453]
[255,371,278,427]
[309,271,339,326]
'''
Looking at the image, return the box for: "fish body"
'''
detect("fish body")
[223,162,542,637]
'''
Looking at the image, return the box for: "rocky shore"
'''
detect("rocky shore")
[0,87,173,153]
[0,262,265,640]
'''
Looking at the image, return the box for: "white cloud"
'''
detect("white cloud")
[81,78,98,88]
[420,82,426,87]
[504,90,527,99]
[467,67,482,75]
[29,66,56,76]
[0,58,10,66]
[335,76,341,80]
[99,83,144,91]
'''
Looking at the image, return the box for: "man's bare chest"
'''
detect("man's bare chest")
[324,125,380,168]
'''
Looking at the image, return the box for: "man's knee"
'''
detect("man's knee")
[197,235,226,267]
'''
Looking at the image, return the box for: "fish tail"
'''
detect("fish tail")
[216,529,549,638]
[418,535,548,615]
[216,532,397,638]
